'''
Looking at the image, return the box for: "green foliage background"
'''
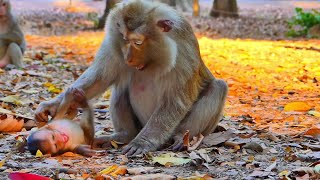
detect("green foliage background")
[287,8,320,37]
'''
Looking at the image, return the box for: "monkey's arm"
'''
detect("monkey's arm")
[123,92,192,156]
[72,144,96,157]
[0,28,24,45]
[35,37,121,122]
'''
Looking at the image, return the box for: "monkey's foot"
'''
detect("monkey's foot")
[0,55,10,68]
[0,60,9,68]
[122,138,156,156]
[168,136,187,152]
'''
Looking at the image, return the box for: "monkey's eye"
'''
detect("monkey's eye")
[55,144,58,149]
[134,41,143,45]
[52,135,55,140]
[116,23,120,27]
[2,3,6,6]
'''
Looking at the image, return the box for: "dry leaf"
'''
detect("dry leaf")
[35,150,43,158]
[127,167,154,175]
[152,153,191,166]
[0,158,5,168]
[284,102,312,112]
[188,134,204,151]
[202,129,234,147]
[110,166,127,177]
[99,164,118,175]
[265,161,277,172]
[304,127,320,139]
[183,130,190,149]
[243,142,263,153]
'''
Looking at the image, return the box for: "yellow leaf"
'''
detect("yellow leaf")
[35,150,43,158]
[247,155,254,163]
[308,110,320,117]
[48,86,62,94]
[43,82,54,87]
[0,159,5,168]
[103,89,112,99]
[278,170,289,177]
[284,102,311,112]
[99,164,118,175]
[110,166,127,177]
[111,140,118,149]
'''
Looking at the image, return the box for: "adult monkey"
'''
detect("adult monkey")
[35,0,228,156]
[0,0,25,68]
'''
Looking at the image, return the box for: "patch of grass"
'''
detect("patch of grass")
[287,7,320,37]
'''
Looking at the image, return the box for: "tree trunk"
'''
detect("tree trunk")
[97,0,119,29]
[210,0,238,18]
[193,0,200,17]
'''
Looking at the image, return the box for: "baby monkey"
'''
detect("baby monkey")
[27,88,95,157]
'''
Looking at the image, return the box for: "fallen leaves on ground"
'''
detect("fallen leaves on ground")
[0,27,318,179]
[25,32,320,135]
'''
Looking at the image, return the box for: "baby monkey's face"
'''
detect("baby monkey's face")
[30,126,69,155]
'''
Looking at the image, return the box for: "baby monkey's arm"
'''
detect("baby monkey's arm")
[56,88,96,155]
[73,144,96,157]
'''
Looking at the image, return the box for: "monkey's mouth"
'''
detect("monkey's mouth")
[135,64,145,71]
[61,133,69,143]
[55,130,69,143]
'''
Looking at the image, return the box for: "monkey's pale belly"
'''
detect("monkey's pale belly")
[129,82,159,125]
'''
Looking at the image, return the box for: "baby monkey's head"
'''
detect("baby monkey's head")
[27,125,69,155]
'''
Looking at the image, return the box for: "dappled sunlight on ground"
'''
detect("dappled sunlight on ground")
[26,32,320,135]
[53,0,96,13]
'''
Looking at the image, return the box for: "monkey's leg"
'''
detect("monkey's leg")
[171,79,228,151]
[7,43,24,68]
[94,87,140,147]
[0,41,9,68]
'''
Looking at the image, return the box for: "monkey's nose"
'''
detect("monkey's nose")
[126,59,135,66]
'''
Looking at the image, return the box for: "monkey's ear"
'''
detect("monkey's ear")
[157,20,174,32]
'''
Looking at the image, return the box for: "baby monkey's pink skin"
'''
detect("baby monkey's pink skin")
[27,88,95,157]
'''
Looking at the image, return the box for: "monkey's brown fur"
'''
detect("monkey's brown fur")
[35,0,228,156]
[0,0,25,68]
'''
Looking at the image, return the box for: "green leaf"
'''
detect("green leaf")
[152,153,191,166]
[314,164,320,174]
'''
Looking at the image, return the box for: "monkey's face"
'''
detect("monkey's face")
[121,31,147,71]
[28,127,69,155]
[0,0,8,16]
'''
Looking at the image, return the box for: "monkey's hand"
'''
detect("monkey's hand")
[75,145,96,157]
[122,138,157,156]
[35,99,61,122]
